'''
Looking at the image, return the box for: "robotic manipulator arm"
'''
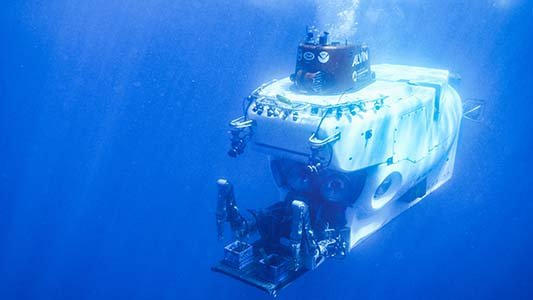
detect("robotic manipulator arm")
[216,178,256,240]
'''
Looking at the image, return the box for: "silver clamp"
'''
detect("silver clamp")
[229,116,254,129]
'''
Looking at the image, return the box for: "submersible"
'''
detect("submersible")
[212,28,463,296]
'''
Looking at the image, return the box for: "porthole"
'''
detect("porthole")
[372,172,402,209]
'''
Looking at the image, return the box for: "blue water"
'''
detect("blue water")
[1,1,532,299]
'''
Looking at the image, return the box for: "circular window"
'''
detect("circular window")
[320,174,349,203]
[372,172,402,209]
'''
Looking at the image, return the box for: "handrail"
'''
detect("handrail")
[308,131,341,148]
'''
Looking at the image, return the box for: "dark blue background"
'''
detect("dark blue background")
[1,1,532,299]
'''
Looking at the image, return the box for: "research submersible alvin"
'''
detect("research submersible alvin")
[212,28,464,296]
